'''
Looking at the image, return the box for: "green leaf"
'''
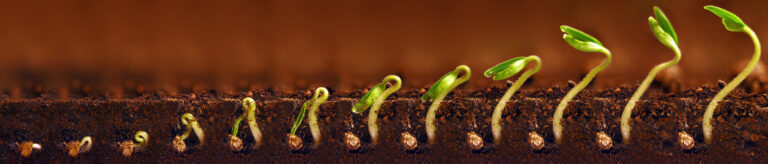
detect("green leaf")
[290,101,309,135]
[653,6,678,44]
[484,57,529,81]
[649,17,678,50]
[352,82,386,114]
[421,70,458,102]
[704,5,746,32]
[560,25,607,53]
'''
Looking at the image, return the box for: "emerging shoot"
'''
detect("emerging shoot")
[621,6,682,143]
[18,141,42,158]
[119,131,149,157]
[423,65,471,144]
[65,136,93,158]
[553,25,612,144]
[352,75,402,145]
[229,97,263,151]
[288,87,330,150]
[702,5,761,144]
[173,113,205,152]
[485,55,542,144]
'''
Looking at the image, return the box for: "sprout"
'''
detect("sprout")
[553,25,612,144]
[229,97,263,151]
[423,65,471,144]
[702,5,761,144]
[119,131,148,157]
[352,75,402,145]
[288,87,330,150]
[66,136,93,157]
[173,113,205,152]
[18,141,42,158]
[485,55,542,144]
[621,6,682,143]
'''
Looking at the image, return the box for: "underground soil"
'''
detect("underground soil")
[1,86,768,162]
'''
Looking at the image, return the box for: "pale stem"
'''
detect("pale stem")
[369,75,402,145]
[491,56,541,144]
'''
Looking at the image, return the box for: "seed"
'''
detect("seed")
[228,134,244,151]
[65,141,80,157]
[678,131,694,150]
[344,132,361,151]
[118,141,134,157]
[172,136,187,153]
[401,132,418,151]
[596,131,613,150]
[528,132,545,150]
[287,134,303,151]
[19,141,40,158]
[466,131,483,151]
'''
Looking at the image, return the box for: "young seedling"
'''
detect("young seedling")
[119,131,149,157]
[65,136,93,158]
[553,25,612,144]
[702,5,761,144]
[173,113,205,152]
[18,141,42,158]
[351,75,402,145]
[229,97,263,151]
[423,65,471,144]
[620,6,682,143]
[484,55,542,144]
[287,87,330,150]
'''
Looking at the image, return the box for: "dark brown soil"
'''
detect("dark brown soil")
[1,86,768,162]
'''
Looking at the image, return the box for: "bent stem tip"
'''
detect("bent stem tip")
[368,75,402,145]
[178,113,205,145]
[487,55,541,144]
[308,87,330,147]
[425,65,471,144]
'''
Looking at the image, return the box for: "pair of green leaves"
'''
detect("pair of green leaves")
[421,65,471,102]
[649,6,679,51]
[352,75,402,114]
[484,56,536,81]
[561,25,608,53]
[704,5,748,32]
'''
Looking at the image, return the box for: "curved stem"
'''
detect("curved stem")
[426,65,471,144]
[78,136,93,153]
[308,87,330,146]
[492,56,541,144]
[553,50,611,144]
[703,27,760,144]
[244,98,263,146]
[134,131,149,148]
[368,75,402,145]
[179,113,205,144]
[621,47,680,143]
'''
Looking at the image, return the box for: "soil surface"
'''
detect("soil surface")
[1,86,768,162]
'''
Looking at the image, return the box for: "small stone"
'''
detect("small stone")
[528,132,545,150]
[401,132,418,151]
[678,131,694,150]
[173,136,187,153]
[287,134,303,151]
[596,131,613,150]
[418,88,427,94]
[344,132,361,151]
[467,131,483,151]
[229,135,244,151]
[303,90,312,97]
[545,88,554,94]
[718,80,727,88]
[568,80,577,88]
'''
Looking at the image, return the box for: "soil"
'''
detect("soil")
[1,86,768,163]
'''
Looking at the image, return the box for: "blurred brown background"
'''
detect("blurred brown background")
[0,0,766,96]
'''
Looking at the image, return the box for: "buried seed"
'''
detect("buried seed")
[344,132,361,151]
[19,141,42,158]
[596,131,613,150]
[287,134,303,151]
[173,136,187,153]
[401,132,418,151]
[228,134,244,151]
[65,136,93,158]
[528,132,545,150]
[466,131,483,151]
[678,131,694,150]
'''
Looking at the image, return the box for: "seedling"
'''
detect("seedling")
[702,5,761,144]
[18,141,42,158]
[173,113,205,152]
[65,136,93,157]
[119,131,149,157]
[484,55,542,144]
[621,6,682,143]
[423,65,471,144]
[352,75,402,145]
[553,25,612,144]
[287,87,330,150]
[229,97,263,151]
